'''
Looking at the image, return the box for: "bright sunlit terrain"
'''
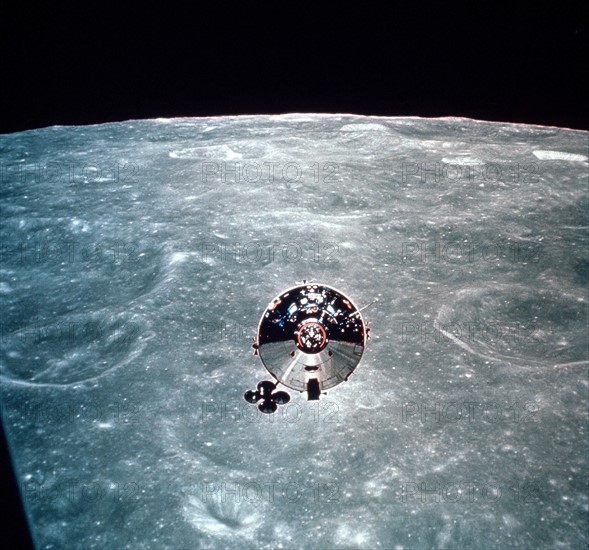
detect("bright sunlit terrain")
[0,115,587,549]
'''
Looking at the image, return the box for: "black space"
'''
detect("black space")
[0,3,587,548]
[1,419,35,549]
[0,4,587,134]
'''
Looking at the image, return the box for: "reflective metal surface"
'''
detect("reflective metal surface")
[257,283,366,395]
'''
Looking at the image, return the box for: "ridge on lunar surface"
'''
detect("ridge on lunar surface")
[0,115,587,549]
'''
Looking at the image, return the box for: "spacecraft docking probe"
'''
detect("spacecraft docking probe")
[244,281,373,413]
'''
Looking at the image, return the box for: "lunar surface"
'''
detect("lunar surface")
[0,114,587,549]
